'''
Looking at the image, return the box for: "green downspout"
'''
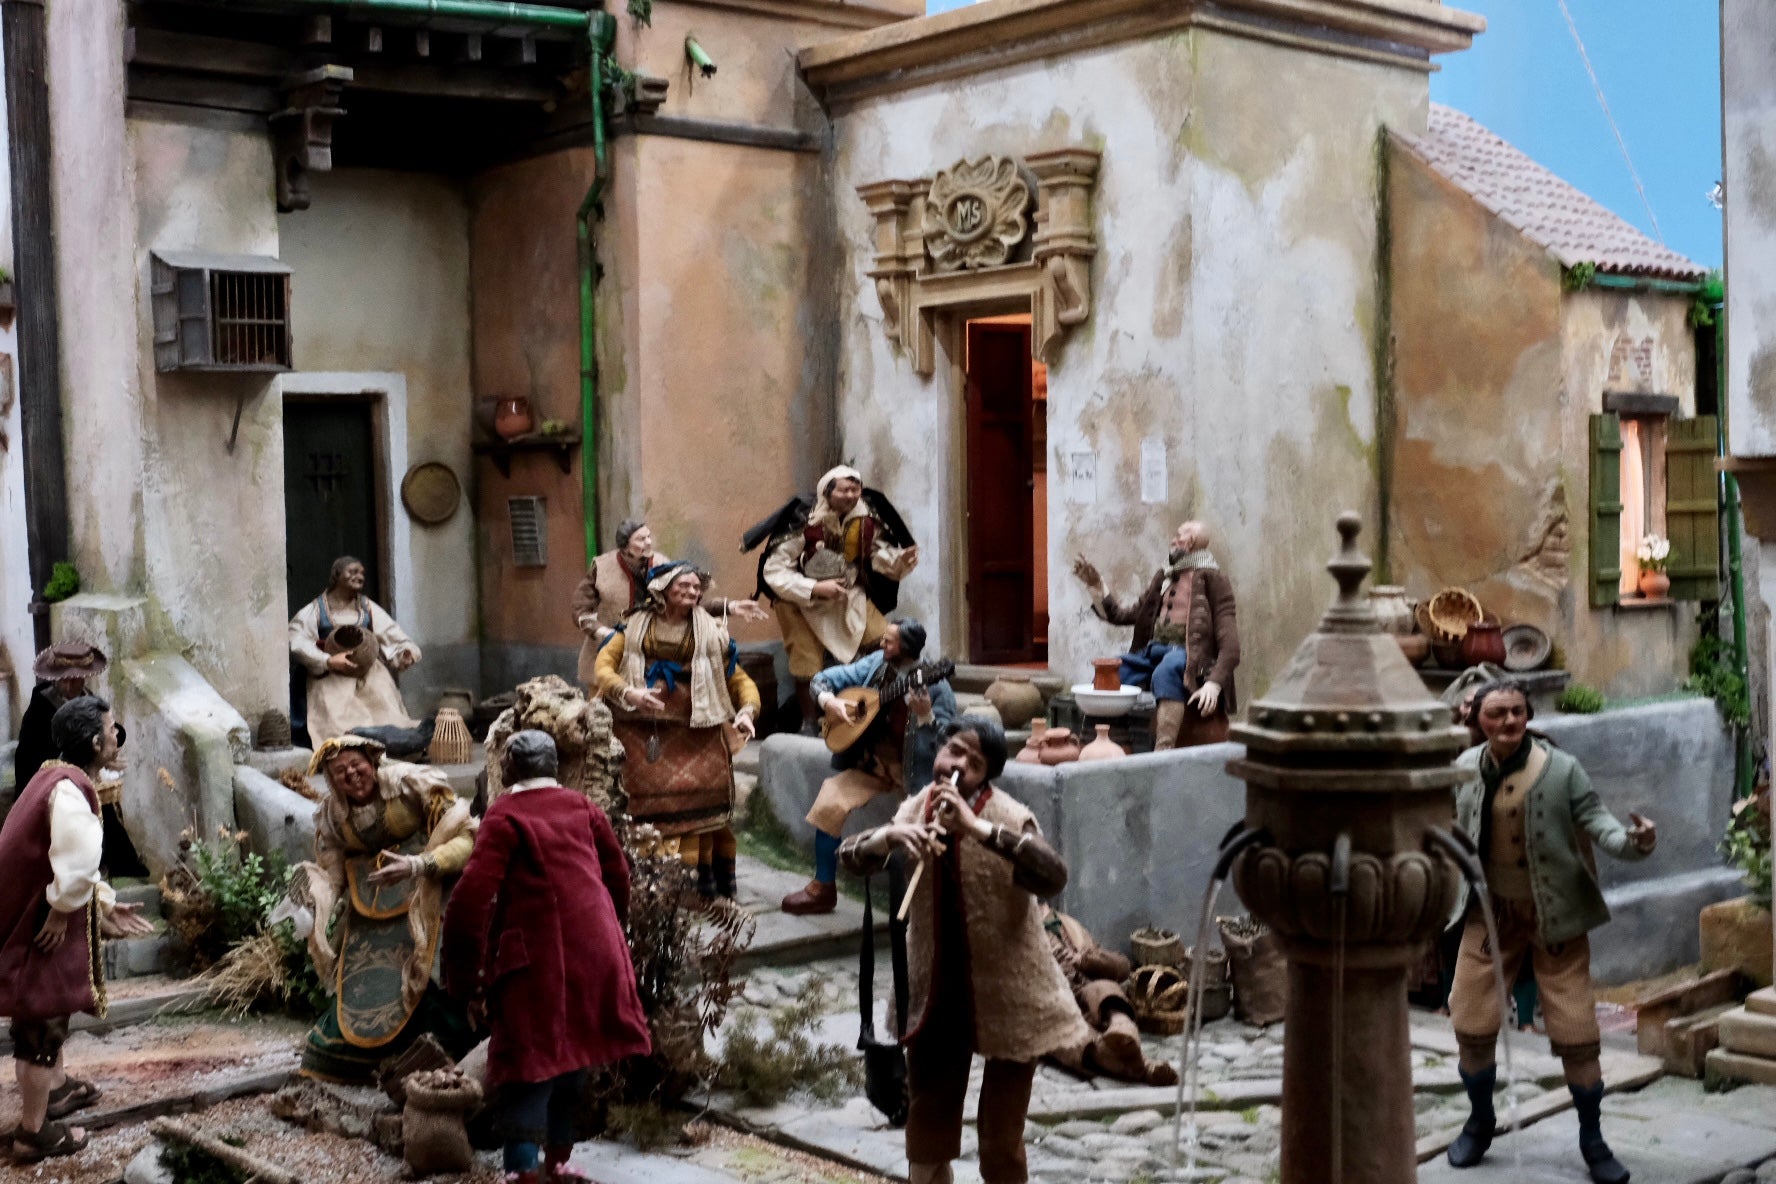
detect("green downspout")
[1707,274,1756,797]
[283,0,613,561]
[580,12,615,564]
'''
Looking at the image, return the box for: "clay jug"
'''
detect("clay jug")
[1395,633,1432,667]
[1367,585,1417,636]
[494,396,534,440]
[985,673,1044,730]
[1015,719,1047,764]
[1638,570,1671,599]
[1079,724,1126,762]
[1460,619,1507,667]
[1091,658,1123,693]
[1037,726,1080,765]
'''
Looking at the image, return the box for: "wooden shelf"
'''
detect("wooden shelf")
[472,432,580,477]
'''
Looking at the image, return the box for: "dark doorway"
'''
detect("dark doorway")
[964,318,1045,664]
[283,397,385,625]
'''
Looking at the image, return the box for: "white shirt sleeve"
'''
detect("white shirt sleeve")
[46,780,106,913]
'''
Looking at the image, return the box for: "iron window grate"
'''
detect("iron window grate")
[150,251,293,373]
[509,497,548,567]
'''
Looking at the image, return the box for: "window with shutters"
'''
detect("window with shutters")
[1590,401,1719,606]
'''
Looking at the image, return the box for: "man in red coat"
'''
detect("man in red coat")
[0,696,154,1162]
[443,729,651,1184]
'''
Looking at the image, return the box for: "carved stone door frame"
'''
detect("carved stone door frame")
[857,147,1100,376]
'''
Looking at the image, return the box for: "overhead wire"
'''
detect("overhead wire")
[1554,0,1665,244]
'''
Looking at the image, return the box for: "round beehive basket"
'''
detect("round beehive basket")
[1130,926,1186,969]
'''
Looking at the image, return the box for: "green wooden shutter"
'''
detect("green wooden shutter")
[1666,415,1721,601]
[1590,413,1623,607]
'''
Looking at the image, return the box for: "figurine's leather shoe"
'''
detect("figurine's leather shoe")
[1582,1140,1630,1184]
[781,880,838,915]
[1445,1120,1494,1169]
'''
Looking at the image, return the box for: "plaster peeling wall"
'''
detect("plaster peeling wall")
[1724,0,1776,458]
[279,170,476,709]
[827,30,1425,695]
[129,119,287,718]
[50,3,145,621]
[1388,142,1698,697]
[0,19,25,740]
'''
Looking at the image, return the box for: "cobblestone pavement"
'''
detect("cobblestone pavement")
[713,955,1775,1184]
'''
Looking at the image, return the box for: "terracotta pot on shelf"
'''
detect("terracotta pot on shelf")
[494,396,534,440]
[1460,619,1507,667]
[985,673,1044,730]
[1091,658,1123,693]
[1395,633,1431,667]
[1639,570,1671,599]
[1015,719,1047,764]
[1431,640,1464,670]
[1037,726,1081,765]
[1079,724,1125,761]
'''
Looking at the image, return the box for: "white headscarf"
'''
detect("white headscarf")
[811,465,863,533]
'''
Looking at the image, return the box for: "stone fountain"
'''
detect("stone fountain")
[1226,513,1471,1184]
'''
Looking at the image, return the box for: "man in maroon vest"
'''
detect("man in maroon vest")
[0,696,154,1161]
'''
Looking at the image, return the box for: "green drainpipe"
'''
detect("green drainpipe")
[1708,275,1756,797]
[580,12,616,564]
[287,0,592,26]
[280,0,614,562]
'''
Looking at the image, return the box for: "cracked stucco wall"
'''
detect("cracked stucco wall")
[826,29,1427,698]
[1387,142,1699,697]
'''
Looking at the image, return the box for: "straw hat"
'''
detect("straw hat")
[33,642,108,683]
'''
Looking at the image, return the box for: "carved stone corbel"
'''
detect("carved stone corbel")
[271,65,352,213]
[1028,148,1099,324]
[858,147,1099,375]
[857,178,923,348]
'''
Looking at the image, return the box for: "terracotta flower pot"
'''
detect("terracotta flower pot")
[1037,726,1080,765]
[1395,633,1431,667]
[1639,570,1671,599]
[1015,719,1047,764]
[1079,723,1125,761]
[494,396,534,440]
[1091,658,1123,693]
[1460,619,1507,668]
[985,673,1044,730]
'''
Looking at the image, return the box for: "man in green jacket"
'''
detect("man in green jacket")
[1445,679,1656,1184]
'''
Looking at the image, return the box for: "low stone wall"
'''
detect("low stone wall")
[757,696,1743,984]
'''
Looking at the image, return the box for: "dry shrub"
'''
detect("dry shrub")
[716,978,861,1108]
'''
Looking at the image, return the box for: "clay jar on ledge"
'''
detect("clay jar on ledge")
[1078,724,1126,761]
[1460,619,1507,667]
[985,673,1044,730]
[1037,726,1081,765]
[494,396,534,440]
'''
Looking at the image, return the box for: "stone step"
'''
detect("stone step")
[1720,1005,1776,1060]
[1663,1002,1735,1079]
[1707,1046,1776,1087]
[115,881,164,918]
[102,933,180,981]
[1748,986,1776,1018]
[0,975,211,1056]
[727,855,876,972]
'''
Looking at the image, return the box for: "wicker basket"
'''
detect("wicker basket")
[428,708,472,765]
[1130,927,1186,969]
[1424,587,1484,643]
[1129,964,1189,1034]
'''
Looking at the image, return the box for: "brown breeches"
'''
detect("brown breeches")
[1448,897,1601,1061]
[906,1009,1036,1184]
[776,600,889,680]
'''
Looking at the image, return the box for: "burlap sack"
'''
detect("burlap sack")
[402,1072,482,1175]
[1219,916,1287,1027]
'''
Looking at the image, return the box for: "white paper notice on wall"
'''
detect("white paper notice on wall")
[1067,451,1096,504]
[1140,437,1167,504]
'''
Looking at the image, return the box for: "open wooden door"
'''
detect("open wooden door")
[965,321,1036,663]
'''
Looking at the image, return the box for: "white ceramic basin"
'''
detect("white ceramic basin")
[1070,682,1141,718]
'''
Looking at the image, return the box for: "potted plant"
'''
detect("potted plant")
[1636,534,1671,599]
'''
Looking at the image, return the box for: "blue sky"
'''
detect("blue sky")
[923,0,1723,269]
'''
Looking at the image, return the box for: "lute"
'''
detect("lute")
[820,658,956,754]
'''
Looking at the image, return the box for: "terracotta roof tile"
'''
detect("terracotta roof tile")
[1397,104,1707,282]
